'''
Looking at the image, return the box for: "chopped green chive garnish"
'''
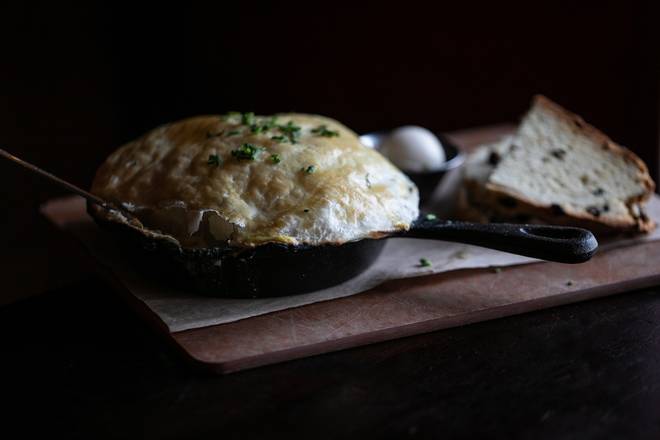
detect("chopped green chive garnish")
[425,213,437,220]
[231,143,263,160]
[241,112,256,126]
[225,130,241,136]
[207,154,222,166]
[271,135,287,143]
[302,165,316,174]
[311,124,339,137]
[263,116,278,130]
[419,258,432,267]
[244,116,279,135]
[278,120,301,143]
[270,154,281,164]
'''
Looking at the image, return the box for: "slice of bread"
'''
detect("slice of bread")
[457,95,655,234]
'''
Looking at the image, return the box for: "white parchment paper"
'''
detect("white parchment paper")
[42,193,660,333]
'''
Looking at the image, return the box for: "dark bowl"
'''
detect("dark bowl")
[360,131,465,205]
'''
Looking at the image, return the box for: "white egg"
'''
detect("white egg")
[380,126,446,172]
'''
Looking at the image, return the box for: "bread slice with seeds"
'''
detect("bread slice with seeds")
[456,136,521,223]
[457,95,655,234]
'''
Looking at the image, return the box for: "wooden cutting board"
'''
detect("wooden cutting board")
[45,125,660,374]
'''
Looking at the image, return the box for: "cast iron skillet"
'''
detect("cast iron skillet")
[89,203,598,299]
[0,144,598,299]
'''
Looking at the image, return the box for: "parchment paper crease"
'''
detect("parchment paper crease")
[42,195,660,332]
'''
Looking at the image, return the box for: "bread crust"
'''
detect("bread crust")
[460,95,656,234]
[532,95,655,201]
[90,113,419,247]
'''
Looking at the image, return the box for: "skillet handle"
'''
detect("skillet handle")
[399,220,598,264]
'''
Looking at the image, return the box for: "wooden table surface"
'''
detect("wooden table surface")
[3,123,660,438]
[3,276,660,439]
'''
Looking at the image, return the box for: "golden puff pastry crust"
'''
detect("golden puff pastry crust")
[91,113,419,247]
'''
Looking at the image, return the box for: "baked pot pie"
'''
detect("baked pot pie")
[90,113,419,297]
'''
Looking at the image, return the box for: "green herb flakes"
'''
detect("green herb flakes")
[419,258,432,267]
[241,112,256,126]
[225,130,241,137]
[247,116,279,135]
[207,154,222,166]
[271,135,287,143]
[302,165,316,174]
[263,116,278,130]
[231,143,263,160]
[311,124,339,137]
[270,154,281,164]
[278,120,301,143]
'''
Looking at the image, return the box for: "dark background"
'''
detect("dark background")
[1,1,658,300]
[2,3,660,439]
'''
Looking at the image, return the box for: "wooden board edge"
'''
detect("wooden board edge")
[186,273,660,374]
